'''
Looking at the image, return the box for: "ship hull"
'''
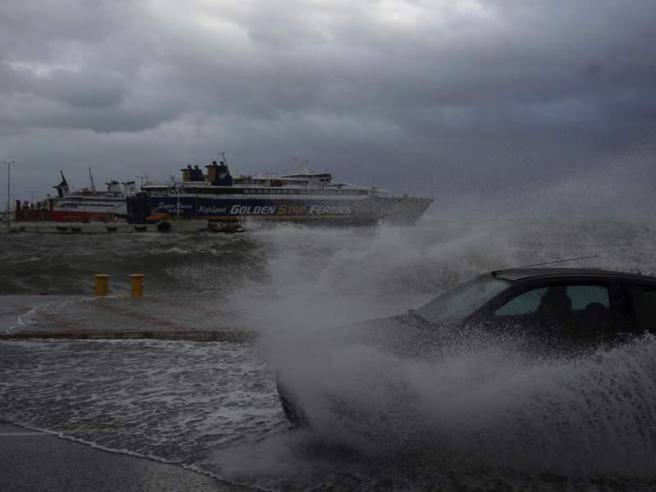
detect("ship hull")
[128,194,432,225]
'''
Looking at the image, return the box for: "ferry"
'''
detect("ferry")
[50,171,136,222]
[127,159,432,225]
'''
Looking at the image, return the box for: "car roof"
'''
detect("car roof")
[491,267,656,283]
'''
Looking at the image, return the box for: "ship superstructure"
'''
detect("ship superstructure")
[128,160,432,225]
[50,171,136,222]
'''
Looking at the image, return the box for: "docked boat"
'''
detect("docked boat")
[50,171,136,222]
[127,160,432,225]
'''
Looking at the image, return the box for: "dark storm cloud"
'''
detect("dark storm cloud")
[1,0,655,215]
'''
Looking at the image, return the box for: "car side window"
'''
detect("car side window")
[495,287,546,316]
[494,284,610,318]
[567,285,610,310]
[627,284,656,331]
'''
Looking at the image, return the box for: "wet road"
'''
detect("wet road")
[0,422,246,491]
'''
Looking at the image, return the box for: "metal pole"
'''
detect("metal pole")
[4,160,15,225]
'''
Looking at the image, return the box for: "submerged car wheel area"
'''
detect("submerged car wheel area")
[278,267,656,426]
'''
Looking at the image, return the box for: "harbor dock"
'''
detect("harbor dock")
[0,294,253,342]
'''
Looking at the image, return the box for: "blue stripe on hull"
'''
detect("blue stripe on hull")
[149,197,359,219]
[142,196,432,225]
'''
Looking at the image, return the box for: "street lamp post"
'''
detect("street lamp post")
[4,160,15,225]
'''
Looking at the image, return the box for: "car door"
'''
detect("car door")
[470,278,618,348]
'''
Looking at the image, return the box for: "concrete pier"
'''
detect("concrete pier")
[0,295,254,342]
[2,221,145,234]
[1,219,228,234]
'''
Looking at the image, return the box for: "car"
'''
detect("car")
[277,267,656,426]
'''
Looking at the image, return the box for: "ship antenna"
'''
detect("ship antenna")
[219,152,228,166]
[493,254,599,274]
[88,167,96,192]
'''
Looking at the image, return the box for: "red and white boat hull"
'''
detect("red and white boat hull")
[49,210,122,222]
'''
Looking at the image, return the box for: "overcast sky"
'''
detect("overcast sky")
[1,0,655,216]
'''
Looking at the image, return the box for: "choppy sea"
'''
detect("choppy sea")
[2,218,656,490]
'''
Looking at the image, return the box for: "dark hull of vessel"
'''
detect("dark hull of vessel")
[127,194,432,226]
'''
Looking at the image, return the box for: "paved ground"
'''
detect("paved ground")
[0,423,247,491]
[0,295,252,341]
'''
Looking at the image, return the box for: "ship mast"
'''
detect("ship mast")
[219,152,228,166]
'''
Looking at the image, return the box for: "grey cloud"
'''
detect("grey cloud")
[1,0,656,216]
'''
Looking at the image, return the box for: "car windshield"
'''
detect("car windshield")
[415,275,510,323]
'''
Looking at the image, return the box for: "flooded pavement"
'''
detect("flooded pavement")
[0,340,281,465]
[0,423,233,492]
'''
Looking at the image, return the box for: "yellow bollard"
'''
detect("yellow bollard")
[94,274,110,297]
[130,274,144,298]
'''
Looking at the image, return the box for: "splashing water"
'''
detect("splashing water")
[286,335,656,477]
[227,219,656,485]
